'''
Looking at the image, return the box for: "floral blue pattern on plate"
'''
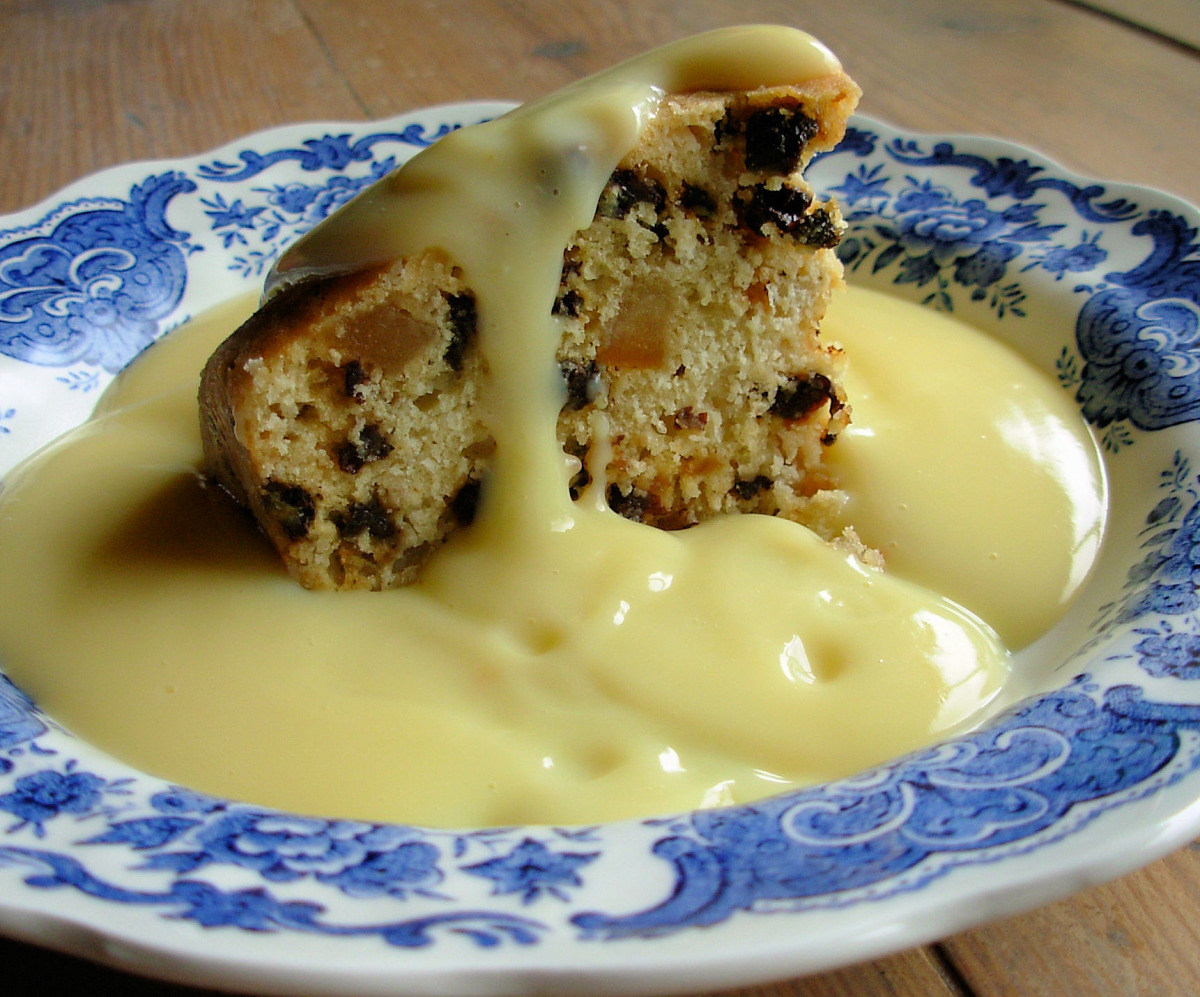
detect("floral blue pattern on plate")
[0,104,1199,995]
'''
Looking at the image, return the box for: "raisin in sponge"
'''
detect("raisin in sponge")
[200,77,861,590]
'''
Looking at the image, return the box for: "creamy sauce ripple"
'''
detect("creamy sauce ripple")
[824,289,1108,649]
[0,27,1106,827]
[0,284,1103,827]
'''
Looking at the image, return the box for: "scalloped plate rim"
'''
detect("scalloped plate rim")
[0,103,1198,995]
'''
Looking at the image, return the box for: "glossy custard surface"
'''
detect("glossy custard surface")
[0,27,1105,827]
[824,288,1107,650]
[0,283,1107,826]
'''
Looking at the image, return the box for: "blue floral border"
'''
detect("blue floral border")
[812,127,1200,454]
[1,109,1200,968]
[4,667,1200,947]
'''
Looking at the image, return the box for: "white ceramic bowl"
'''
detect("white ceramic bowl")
[1,104,1199,996]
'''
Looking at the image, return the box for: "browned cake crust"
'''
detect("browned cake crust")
[200,77,861,589]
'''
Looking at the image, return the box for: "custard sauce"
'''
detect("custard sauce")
[0,27,1105,827]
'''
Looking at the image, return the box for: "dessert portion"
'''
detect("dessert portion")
[3,28,1106,826]
[200,75,860,590]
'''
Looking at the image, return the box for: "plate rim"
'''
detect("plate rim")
[0,101,1198,995]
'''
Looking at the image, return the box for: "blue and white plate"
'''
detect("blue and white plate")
[1,103,1199,996]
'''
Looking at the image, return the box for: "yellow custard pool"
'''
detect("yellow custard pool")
[0,27,1107,827]
[0,284,1104,827]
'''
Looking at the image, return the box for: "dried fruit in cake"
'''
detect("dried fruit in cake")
[199,76,861,590]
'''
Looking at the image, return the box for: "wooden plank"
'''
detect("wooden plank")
[293,0,581,110]
[0,926,962,997]
[708,945,967,997]
[1069,0,1200,49]
[943,841,1200,996]
[6,0,1196,210]
[0,0,363,214]
[294,0,1200,205]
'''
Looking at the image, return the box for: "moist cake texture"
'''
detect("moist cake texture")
[200,77,861,590]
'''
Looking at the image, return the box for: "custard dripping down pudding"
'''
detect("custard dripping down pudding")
[0,28,1096,826]
[199,27,862,589]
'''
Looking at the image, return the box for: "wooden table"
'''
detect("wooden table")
[2,1,1198,994]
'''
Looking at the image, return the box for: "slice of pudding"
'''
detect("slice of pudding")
[200,48,860,590]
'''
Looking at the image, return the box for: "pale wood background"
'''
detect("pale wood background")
[1,1,1199,995]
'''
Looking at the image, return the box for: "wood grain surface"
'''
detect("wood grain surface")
[1,1,1198,994]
